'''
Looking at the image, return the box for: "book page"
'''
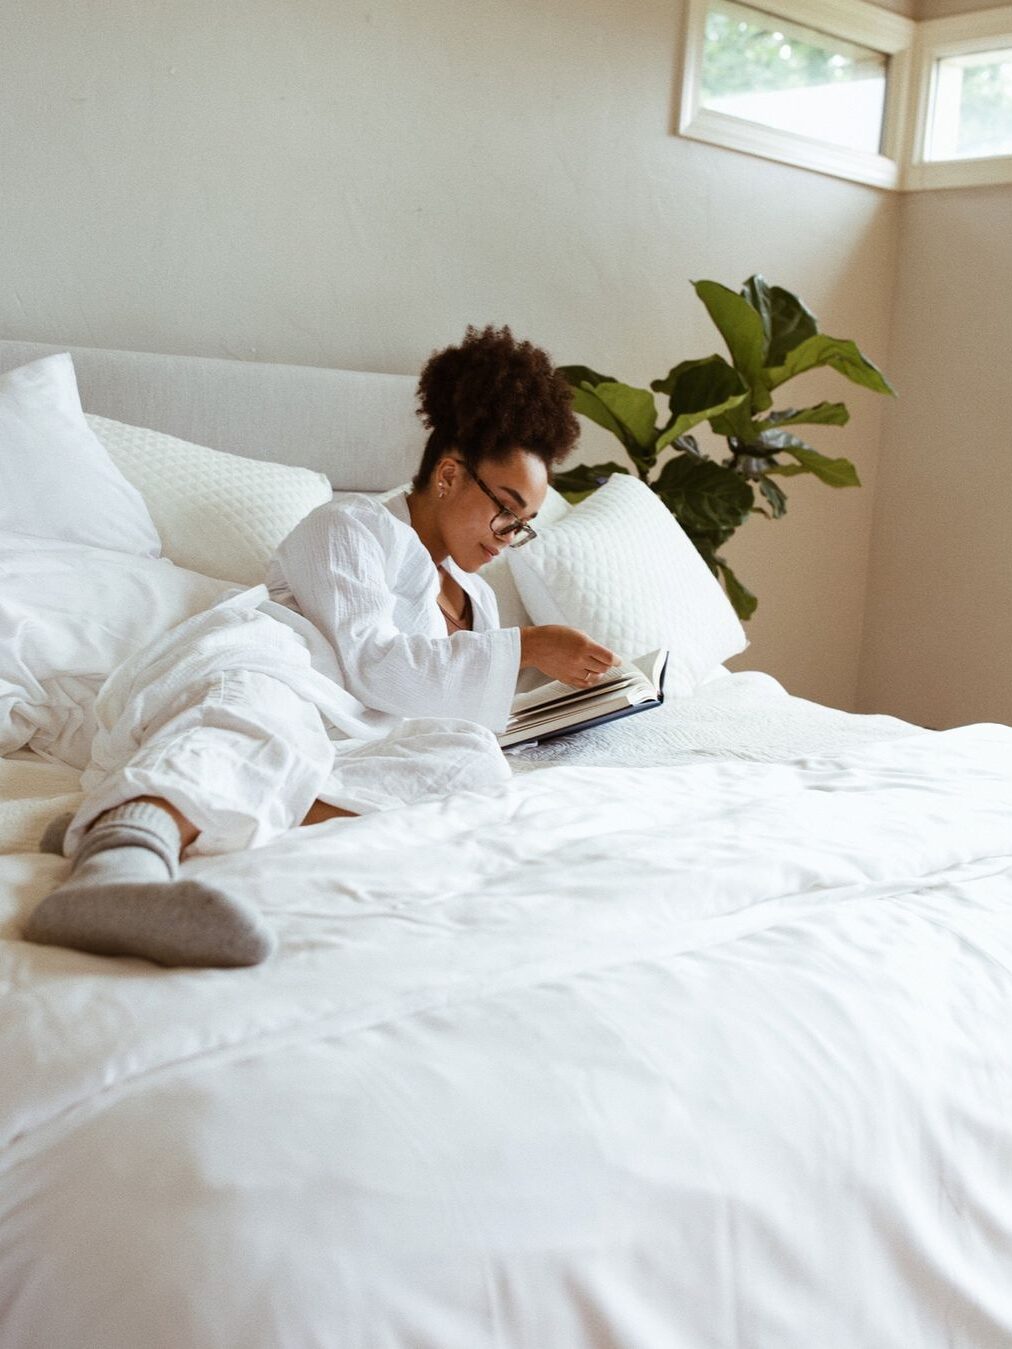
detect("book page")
[509,648,665,719]
[631,648,667,687]
[509,663,646,718]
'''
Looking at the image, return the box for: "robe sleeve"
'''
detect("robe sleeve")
[273,504,521,731]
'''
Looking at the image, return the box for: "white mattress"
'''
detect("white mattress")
[4,679,1012,1347]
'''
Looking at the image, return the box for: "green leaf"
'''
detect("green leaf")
[766,285,819,366]
[740,275,773,359]
[552,461,629,504]
[689,524,742,555]
[566,381,659,474]
[651,355,749,448]
[772,444,861,487]
[754,428,812,452]
[759,431,860,487]
[760,401,850,430]
[765,334,895,395]
[709,402,763,443]
[672,433,702,456]
[653,454,754,540]
[715,558,758,620]
[567,382,637,449]
[693,280,771,411]
[558,364,618,390]
[591,382,659,452]
[763,463,808,477]
[690,536,720,574]
[758,475,788,518]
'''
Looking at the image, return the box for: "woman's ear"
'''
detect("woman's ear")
[435,455,461,500]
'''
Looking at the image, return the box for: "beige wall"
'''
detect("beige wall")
[857,183,1012,727]
[1,0,903,711]
[915,0,1009,17]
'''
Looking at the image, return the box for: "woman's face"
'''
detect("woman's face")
[435,448,549,572]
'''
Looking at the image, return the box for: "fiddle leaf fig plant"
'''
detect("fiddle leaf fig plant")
[555,275,895,619]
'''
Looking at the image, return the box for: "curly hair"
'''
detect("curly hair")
[412,325,579,490]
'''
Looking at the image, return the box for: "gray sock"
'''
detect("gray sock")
[39,811,74,856]
[24,801,276,968]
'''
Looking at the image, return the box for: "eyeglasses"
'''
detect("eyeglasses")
[460,463,538,548]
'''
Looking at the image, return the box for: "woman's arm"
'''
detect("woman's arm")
[273,504,520,730]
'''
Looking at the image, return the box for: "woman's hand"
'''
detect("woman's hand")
[519,625,621,688]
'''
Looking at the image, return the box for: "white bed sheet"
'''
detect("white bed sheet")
[3,689,1012,1347]
[507,667,919,771]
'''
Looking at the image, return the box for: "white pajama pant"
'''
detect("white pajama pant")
[63,599,511,858]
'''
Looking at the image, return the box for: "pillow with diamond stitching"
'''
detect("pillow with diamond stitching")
[87,414,333,585]
[506,473,747,696]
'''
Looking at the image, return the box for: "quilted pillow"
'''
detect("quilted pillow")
[87,415,333,585]
[0,354,161,557]
[507,473,747,696]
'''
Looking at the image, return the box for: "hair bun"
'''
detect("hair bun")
[413,325,577,490]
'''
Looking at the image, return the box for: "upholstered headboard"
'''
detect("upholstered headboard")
[0,340,425,492]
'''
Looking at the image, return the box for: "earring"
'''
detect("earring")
[438,483,447,498]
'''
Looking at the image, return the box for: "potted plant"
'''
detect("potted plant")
[556,275,894,618]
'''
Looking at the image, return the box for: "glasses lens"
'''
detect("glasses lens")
[490,507,536,547]
[491,510,521,537]
[507,523,536,548]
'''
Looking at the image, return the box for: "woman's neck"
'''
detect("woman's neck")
[405,488,448,566]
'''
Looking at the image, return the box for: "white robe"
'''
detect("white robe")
[64,493,520,856]
[266,490,520,732]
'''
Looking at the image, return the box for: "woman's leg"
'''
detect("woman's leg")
[112,795,200,848]
[301,799,356,825]
[66,670,336,857]
[25,673,335,967]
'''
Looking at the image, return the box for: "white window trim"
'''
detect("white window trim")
[906,4,1012,191]
[677,0,916,189]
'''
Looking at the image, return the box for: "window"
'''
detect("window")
[908,6,1012,189]
[928,49,1012,160]
[678,0,915,188]
[700,2,889,155]
[679,0,1012,191]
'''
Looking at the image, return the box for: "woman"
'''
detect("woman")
[269,324,619,821]
[24,327,617,969]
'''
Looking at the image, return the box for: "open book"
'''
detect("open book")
[498,649,669,749]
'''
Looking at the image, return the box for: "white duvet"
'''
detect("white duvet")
[3,535,1011,1346]
[0,533,234,766]
[3,710,1012,1347]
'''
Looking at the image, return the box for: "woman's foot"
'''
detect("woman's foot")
[24,877,275,967]
[26,799,275,968]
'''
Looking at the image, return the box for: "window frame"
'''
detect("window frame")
[677,0,916,189]
[906,4,1012,191]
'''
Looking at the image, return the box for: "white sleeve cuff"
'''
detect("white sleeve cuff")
[476,626,521,732]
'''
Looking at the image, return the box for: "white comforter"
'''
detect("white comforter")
[3,711,1012,1348]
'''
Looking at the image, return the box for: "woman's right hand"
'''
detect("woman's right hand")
[519,625,621,688]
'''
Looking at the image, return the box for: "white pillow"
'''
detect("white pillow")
[507,473,747,696]
[87,415,334,585]
[0,533,233,768]
[0,354,161,557]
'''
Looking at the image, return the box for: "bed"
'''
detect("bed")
[2,339,1011,1348]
